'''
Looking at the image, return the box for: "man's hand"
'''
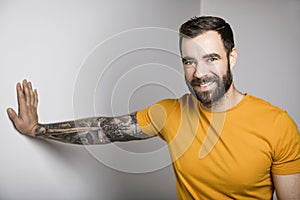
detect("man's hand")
[7,79,39,137]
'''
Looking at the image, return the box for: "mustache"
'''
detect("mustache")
[190,75,219,87]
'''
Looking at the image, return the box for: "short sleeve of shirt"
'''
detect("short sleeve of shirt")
[136,99,179,139]
[271,111,300,174]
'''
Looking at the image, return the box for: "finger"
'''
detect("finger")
[7,108,21,126]
[28,81,34,106]
[33,89,38,108]
[23,79,31,106]
[16,82,26,115]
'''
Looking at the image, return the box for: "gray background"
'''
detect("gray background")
[1,0,299,199]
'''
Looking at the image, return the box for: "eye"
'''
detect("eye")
[206,57,218,63]
[183,59,196,66]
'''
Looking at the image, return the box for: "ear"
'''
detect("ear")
[229,48,238,69]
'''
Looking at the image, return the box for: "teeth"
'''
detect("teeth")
[200,82,212,87]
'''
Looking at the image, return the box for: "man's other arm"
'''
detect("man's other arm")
[273,173,300,200]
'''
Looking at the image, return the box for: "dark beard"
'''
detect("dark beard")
[185,62,233,108]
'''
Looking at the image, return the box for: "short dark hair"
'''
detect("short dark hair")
[179,16,235,56]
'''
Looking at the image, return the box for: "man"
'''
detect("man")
[7,16,300,199]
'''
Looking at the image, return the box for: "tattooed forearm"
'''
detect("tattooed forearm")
[34,112,152,145]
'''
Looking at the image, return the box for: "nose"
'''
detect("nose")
[193,62,209,78]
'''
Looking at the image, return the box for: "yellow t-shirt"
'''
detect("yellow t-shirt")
[137,94,300,199]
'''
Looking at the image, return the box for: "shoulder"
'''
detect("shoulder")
[245,94,298,130]
[245,94,285,116]
[137,93,196,120]
[147,93,194,111]
[137,96,182,119]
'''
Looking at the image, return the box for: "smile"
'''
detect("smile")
[196,81,216,91]
[200,82,213,87]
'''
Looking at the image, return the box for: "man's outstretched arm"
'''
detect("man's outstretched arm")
[33,114,150,145]
[7,80,152,145]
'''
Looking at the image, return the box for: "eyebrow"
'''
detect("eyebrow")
[182,53,222,62]
[182,56,196,62]
[202,53,222,59]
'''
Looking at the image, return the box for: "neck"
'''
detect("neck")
[200,84,245,112]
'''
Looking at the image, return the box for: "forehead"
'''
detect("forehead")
[181,31,226,58]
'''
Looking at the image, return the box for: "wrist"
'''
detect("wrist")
[32,123,46,137]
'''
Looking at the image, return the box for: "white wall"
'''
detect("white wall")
[1,0,299,199]
[0,1,200,199]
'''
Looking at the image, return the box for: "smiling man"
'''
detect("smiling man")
[7,16,300,199]
[182,30,239,111]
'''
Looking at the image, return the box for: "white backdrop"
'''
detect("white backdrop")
[0,1,199,199]
[1,0,299,199]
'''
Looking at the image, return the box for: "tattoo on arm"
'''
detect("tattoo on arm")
[34,112,152,145]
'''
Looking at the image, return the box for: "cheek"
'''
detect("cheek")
[212,62,228,77]
[184,69,194,81]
